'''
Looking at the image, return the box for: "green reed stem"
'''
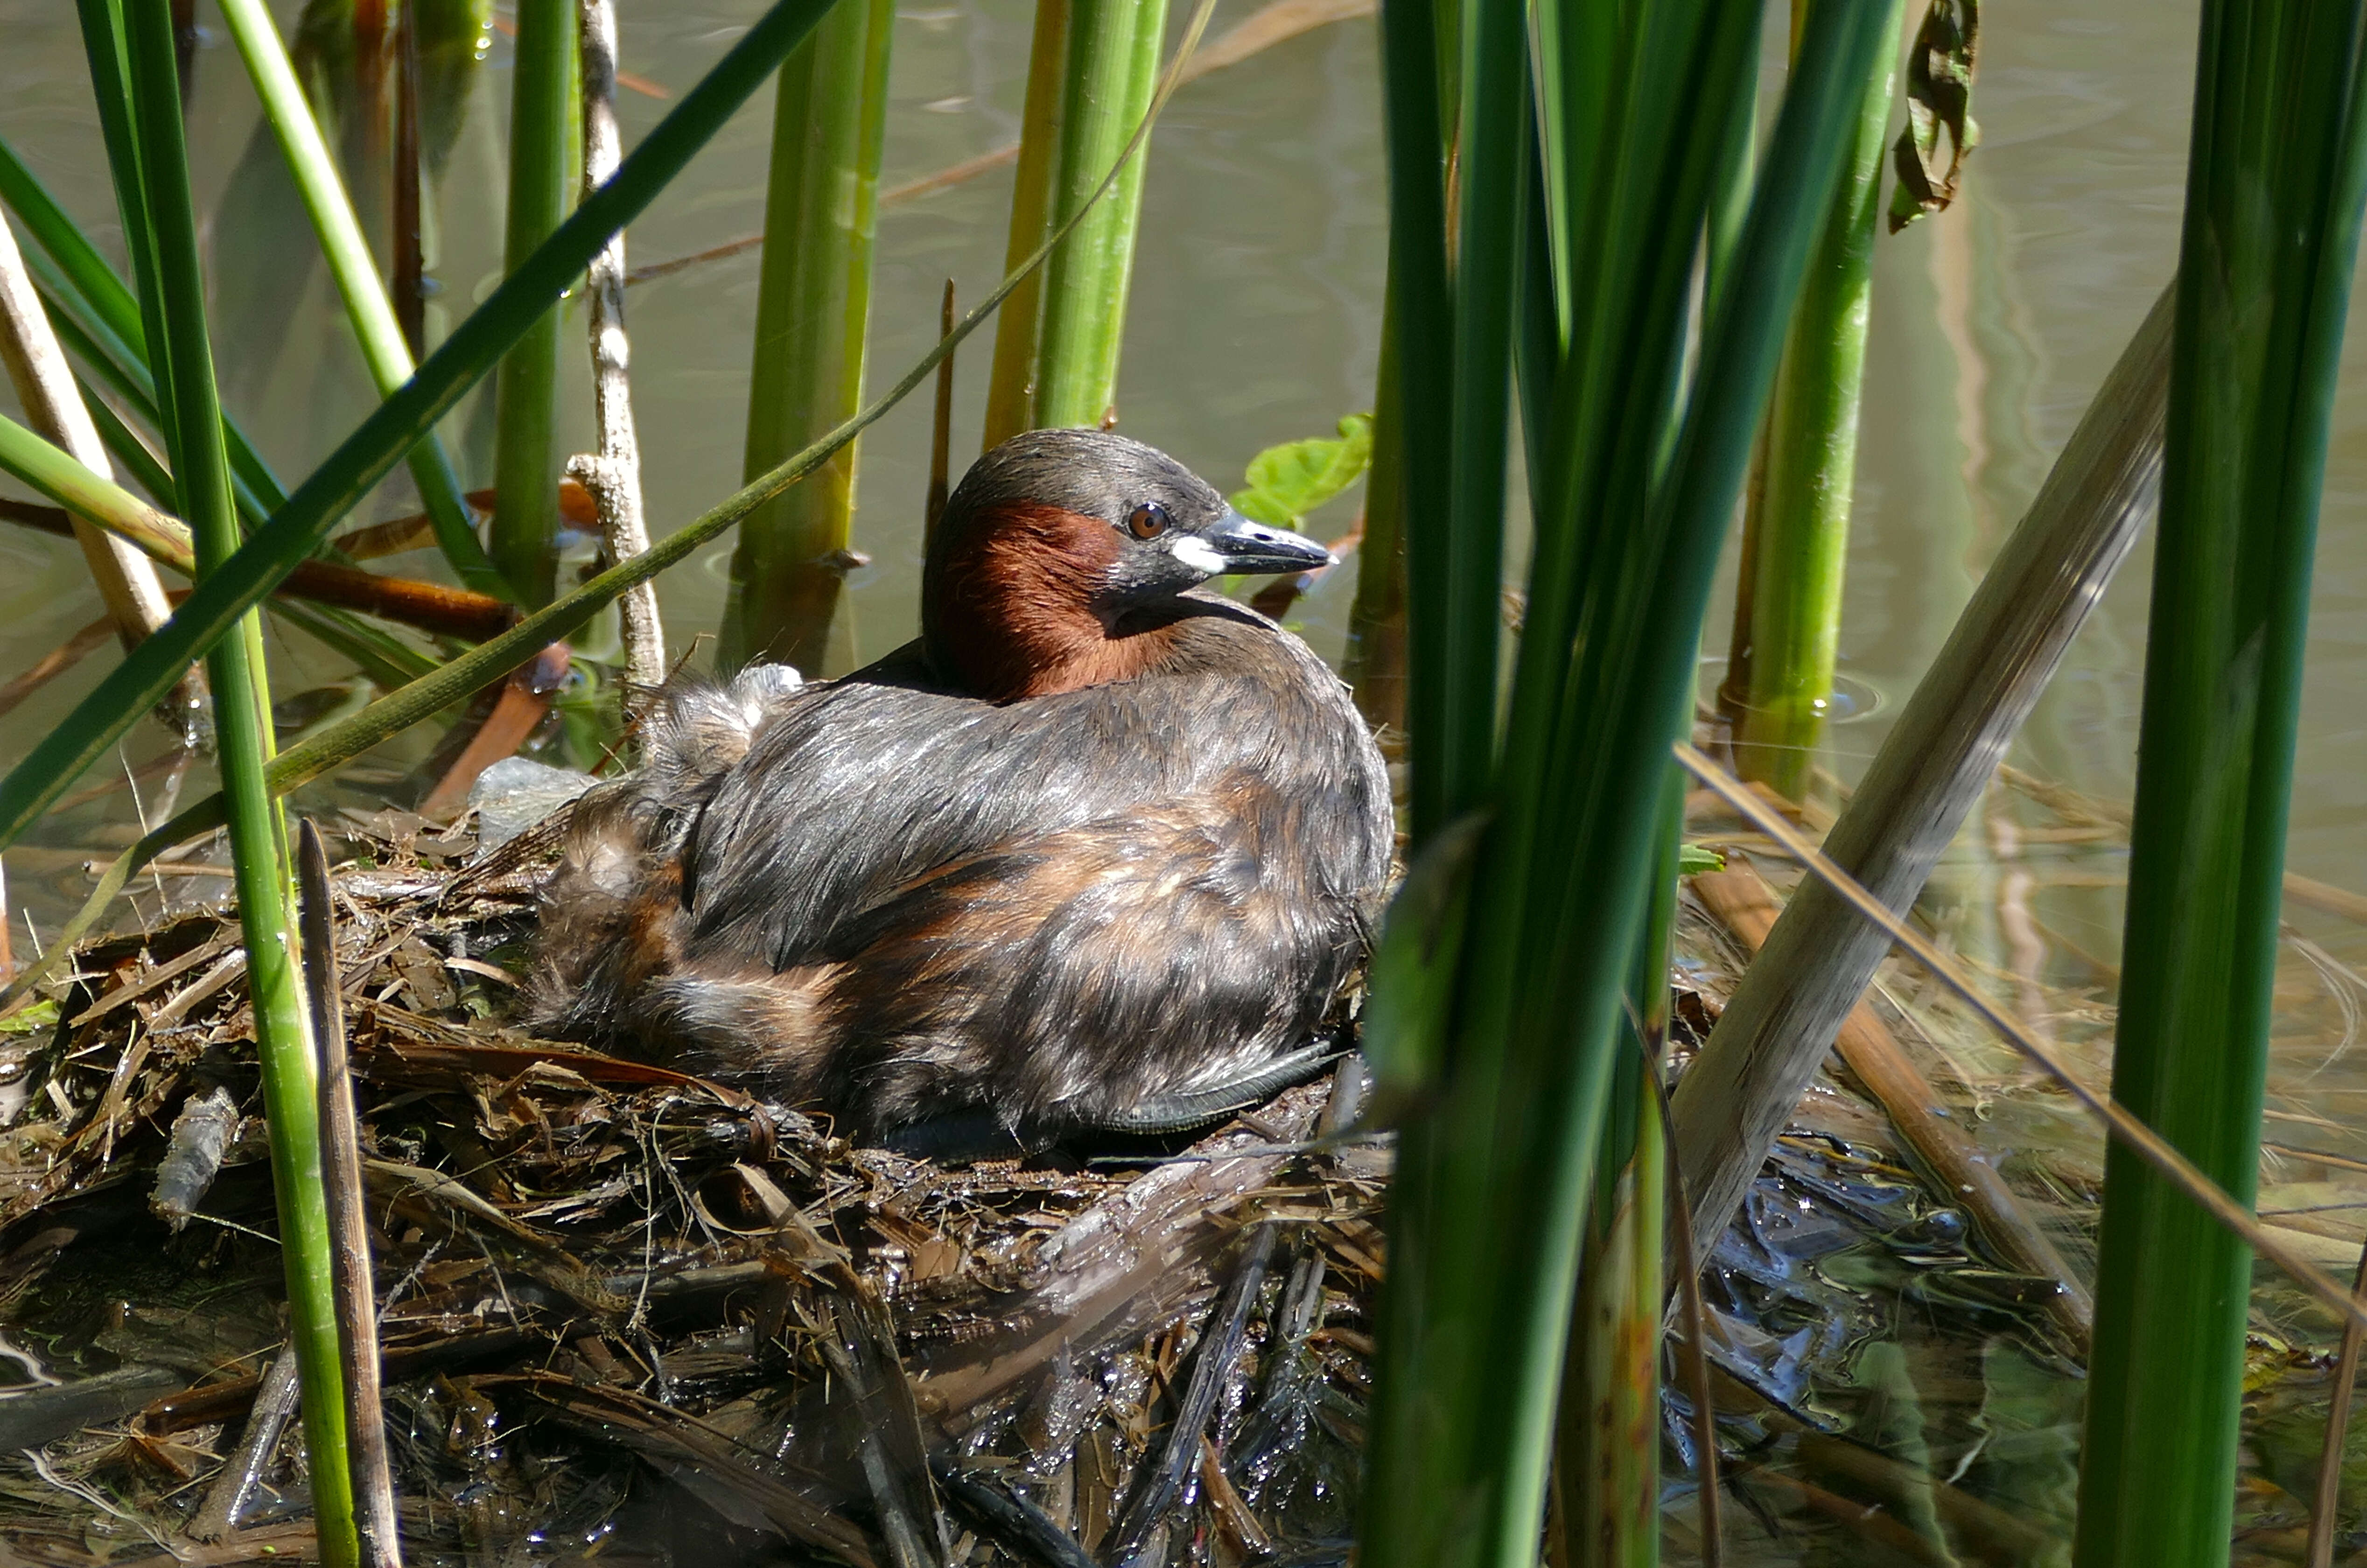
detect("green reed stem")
[0,411,206,570]
[980,0,1071,447]
[0,0,840,854]
[719,0,896,675]
[1362,1,1896,1561]
[214,0,503,597]
[1728,2,1901,799]
[1433,0,1523,819]
[1553,765,1680,1568]
[490,0,579,606]
[1343,298,1409,731]
[117,7,358,1565]
[2074,3,2367,1561]
[1373,0,1456,843]
[1030,0,1171,429]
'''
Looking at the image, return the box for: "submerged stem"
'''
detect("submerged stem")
[1727,1,1902,798]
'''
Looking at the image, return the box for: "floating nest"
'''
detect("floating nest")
[0,810,1382,1567]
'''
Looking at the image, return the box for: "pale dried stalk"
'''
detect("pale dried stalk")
[297,822,401,1568]
[2308,1238,2367,1568]
[1672,281,2176,1265]
[0,212,196,721]
[570,0,665,699]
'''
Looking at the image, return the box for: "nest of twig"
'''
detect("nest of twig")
[0,811,1384,1567]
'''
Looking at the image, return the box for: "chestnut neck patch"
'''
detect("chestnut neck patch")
[925,503,1189,701]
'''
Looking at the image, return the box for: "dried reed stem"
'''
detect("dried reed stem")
[2308,1237,2367,1568]
[297,822,401,1568]
[0,210,194,721]
[924,279,955,551]
[570,0,664,698]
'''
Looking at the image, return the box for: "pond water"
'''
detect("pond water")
[6,0,2367,1560]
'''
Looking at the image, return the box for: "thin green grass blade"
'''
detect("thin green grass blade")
[0,136,146,351]
[116,6,356,1564]
[70,370,180,509]
[214,0,503,595]
[720,0,896,674]
[490,0,580,606]
[1703,47,1758,315]
[1514,109,1559,499]
[0,0,842,852]
[2074,2,2367,1560]
[1342,299,1408,729]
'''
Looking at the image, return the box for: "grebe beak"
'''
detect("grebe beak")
[1202,507,1335,575]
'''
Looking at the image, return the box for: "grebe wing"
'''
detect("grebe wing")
[679,661,1224,968]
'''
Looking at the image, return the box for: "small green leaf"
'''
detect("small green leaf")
[1678,841,1725,876]
[1229,413,1374,528]
[0,999,57,1035]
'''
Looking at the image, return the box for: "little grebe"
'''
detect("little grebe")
[535,428,1394,1146]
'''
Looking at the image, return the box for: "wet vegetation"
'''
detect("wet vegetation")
[0,0,2365,1563]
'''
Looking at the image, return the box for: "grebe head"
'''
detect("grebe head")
[922,429,1334,700]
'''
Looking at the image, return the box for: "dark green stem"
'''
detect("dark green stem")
[2074,2,2367,1560]
[119,4,357,1563]
[490,0,579,605]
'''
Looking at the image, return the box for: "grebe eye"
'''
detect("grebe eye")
[1127,502,1171,540]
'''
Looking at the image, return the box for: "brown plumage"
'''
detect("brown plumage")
[534,429,1394,1148]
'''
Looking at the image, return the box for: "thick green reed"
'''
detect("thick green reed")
[2075,3,2367,1561]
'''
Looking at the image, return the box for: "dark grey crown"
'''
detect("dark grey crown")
[938,428,1231,543]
